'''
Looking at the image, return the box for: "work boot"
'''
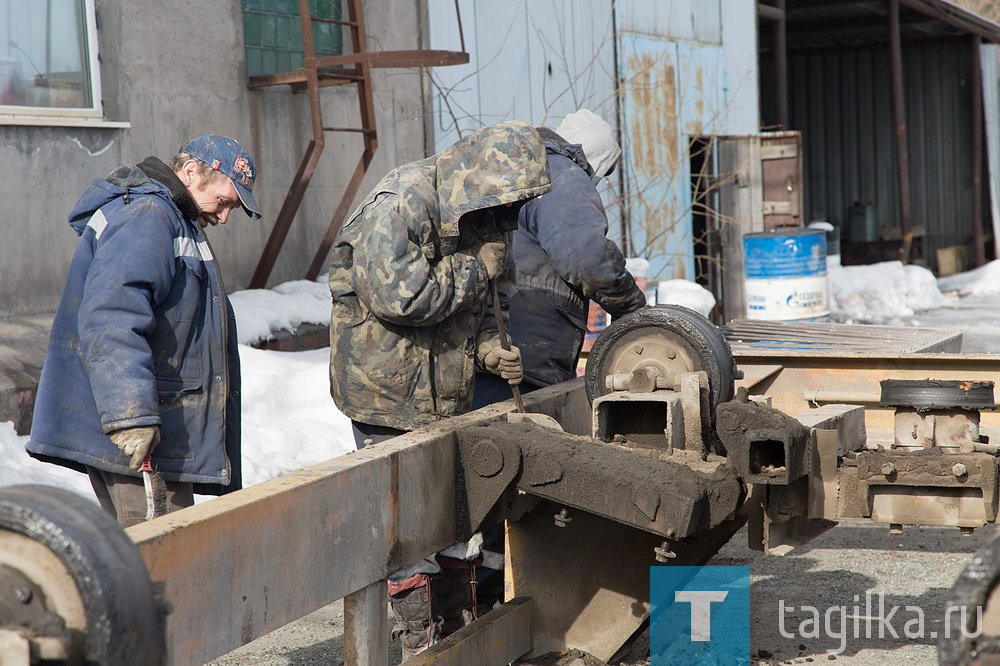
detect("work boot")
[475,565,504,617]
[433,555,481,637]
[388,573,442,659]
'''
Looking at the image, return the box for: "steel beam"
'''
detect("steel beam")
[407,597,534,666]
[125,384,588,664]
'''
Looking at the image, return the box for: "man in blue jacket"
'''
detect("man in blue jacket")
[472,109,646,406]
[27,135,261,527]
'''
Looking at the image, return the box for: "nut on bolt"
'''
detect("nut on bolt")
[654,540,676,563]
[881,462,895,476]
[13,586,32,604]
[952,463,969,478]
[554,508,571,528]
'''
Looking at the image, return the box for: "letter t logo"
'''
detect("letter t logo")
[675,590,729,641]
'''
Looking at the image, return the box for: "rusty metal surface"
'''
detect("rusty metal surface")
[761,133,801,228]
[309,49,469,69]
[125,385,588,665]
[725,319,963,355]
[717,390,812,485]
[343,581,389,665]
[747,479,838,556]
[735,353,1000,441]
[856,450,999,526]
[460,420,744,540]
[408,597,533,666]
[507,508,744,661]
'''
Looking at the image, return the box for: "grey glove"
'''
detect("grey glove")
[475,241,506,280]
[109,425,161,471]
[483,345,523,385]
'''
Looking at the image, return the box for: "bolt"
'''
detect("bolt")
[13,587,31,604]
[889,523,903,535]
[633,345,643,355]
[881,462,895,476]
[666,350,677,360]
[953,463,969,477]
[654,540,676,563]
[962,526,976,536]
[554,508,571,528]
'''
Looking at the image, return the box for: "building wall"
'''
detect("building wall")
[0,0,428,317]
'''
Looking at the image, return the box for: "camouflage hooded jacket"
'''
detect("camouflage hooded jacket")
[328,122,551,430]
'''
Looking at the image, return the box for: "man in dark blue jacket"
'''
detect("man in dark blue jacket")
[468,110,646,619]
[472,109,646,406]
[27,135,261,527]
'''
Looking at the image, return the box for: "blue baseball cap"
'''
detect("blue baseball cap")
[180,134,261,219]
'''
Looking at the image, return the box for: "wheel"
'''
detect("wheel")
[940,532,1000,665]
[0,485,163,665]
[585,304,737,411]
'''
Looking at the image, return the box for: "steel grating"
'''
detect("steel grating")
[723,319,962,356]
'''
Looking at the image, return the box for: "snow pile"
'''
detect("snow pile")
[654,279,717,317]
[229,279,330,345]
[0,422,93,498]
[828,261,944,324]
[938,260,1000,296]
[237,345,354,487]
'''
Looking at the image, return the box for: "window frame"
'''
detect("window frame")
[0,0,127,128]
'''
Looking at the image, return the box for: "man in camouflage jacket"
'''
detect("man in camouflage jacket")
[329,121,550,437]
[328,121,551,657]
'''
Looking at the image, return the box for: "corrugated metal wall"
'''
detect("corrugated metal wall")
[763,38,990,270]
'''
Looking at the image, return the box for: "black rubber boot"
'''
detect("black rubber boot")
[388,573,442,659]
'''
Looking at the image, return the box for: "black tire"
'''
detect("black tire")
[880,379,996,411]
[0,485,163,665]
[940,532,1000,665]
[585,304,737,410]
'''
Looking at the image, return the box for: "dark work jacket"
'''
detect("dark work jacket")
[506,133,646,386]
[27,158,242,494]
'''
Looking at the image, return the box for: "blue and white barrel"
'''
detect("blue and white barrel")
[743,228,830,320]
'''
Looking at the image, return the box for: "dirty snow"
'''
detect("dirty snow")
[5,261,1000,502]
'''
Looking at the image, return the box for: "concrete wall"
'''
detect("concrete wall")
[0,0,428,317]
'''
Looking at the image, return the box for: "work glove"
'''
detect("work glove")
[109,425,161,471]
[475,240,506,280]
[483,345,523,385]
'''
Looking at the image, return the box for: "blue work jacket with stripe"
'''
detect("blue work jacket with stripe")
[27,158,242,494]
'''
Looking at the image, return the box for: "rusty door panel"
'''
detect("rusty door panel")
[620,31,728,282]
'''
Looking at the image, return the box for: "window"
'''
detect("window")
[0,0,114,125]
[242,0,343,78]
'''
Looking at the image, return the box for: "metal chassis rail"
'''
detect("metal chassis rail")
[125,382,592,665]
[737,352,1000,441]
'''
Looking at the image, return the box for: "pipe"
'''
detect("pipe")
[889,0,915,263]
[972,36,986,267]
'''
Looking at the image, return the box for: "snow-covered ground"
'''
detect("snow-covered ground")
[4,259,1000,504]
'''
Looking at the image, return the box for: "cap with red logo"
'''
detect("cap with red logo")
[180,134,261,220]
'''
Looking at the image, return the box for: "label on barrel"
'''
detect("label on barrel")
[745,275,830,320]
